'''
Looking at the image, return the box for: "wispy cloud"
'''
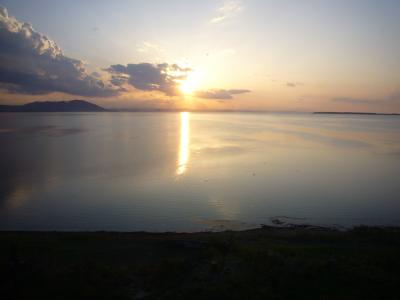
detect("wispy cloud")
[332,91,400,105]
[332,97,377,104]
[136,42,164,54]
[286,82,296,88]
[286,82,304,88]
[210,0,243,24]
[195,89,250,100]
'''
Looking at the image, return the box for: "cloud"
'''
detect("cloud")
[106,63,191,96]
[387,91,400,102]
[136,42,164,54]
[286,82,296,87]
[0,6,250,102]
[0,6,117,97]
[332,97,377,104]
[210,0,243,24]
[286,82,304,88]
[332,92,400,105]
[195,89,250,100]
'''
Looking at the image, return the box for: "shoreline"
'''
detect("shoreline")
[2,219,398,233]
[2,225,400,299]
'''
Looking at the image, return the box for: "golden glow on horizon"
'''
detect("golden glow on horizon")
[176,112,190,176]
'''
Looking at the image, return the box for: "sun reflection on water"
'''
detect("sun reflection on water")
[176,112,190,176]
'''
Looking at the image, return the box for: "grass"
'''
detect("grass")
[1,226,400,299]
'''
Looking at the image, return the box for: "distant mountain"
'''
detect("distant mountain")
[0,100,107,112]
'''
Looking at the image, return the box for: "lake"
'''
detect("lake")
[0,112,399,231]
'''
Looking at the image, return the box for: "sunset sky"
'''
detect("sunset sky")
[0,0,399,112]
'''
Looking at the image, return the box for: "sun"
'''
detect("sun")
[180,79,195,95]
[179,70,203,95]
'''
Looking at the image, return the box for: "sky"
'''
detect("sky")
[0,0,399,112]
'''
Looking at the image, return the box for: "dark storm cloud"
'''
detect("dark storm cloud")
[0,6,117,97]
[195,89,250,100]
[106,63,191,96]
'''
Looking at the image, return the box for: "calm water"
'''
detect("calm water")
[0,112,399,231]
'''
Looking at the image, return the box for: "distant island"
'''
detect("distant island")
[0,102,398,115]
[0,100,107,112]
[314,112,399,116]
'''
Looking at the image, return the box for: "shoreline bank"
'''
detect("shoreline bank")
[1,226,400,299]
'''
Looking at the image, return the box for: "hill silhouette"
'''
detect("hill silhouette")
[0,100,107,112]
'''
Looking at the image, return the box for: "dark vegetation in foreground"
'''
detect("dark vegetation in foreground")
[1,226,400,300]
